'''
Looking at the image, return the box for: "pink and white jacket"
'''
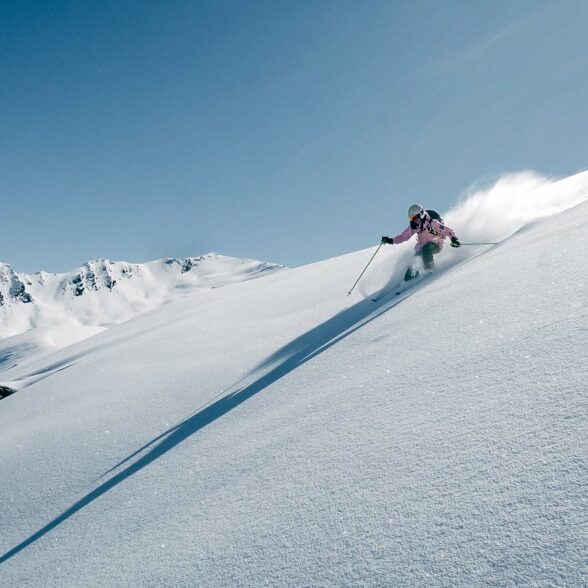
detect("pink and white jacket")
[391,213,456,250]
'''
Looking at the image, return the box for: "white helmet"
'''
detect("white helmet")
[408,204,425,220]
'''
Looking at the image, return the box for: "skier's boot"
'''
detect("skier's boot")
[404,265,420,282]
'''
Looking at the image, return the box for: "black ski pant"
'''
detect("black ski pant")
[417,242,441,270]
[404,242,442,281]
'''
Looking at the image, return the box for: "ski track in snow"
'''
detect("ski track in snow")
[0,173,587,586]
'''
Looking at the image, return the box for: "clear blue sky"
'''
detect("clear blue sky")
[2,0,587,273]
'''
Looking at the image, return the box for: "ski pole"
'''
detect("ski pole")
[347,242,383,296]
[459,242,498,246]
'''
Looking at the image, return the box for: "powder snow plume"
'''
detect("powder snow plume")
[445,169,588,245]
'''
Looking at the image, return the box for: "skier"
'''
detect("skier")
[381,204,461,281]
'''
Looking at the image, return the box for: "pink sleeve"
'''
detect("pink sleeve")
[392,226,414,244]
[432,220,455,238]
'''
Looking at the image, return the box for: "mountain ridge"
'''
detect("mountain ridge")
[1,253,285,307]
[0,253,286,370]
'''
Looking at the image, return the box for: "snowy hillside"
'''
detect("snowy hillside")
[0,254,285,371]
[0,172,587,586]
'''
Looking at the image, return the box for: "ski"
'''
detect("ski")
[371,270,432,302]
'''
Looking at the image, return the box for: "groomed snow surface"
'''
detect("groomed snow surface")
[1,172,587,586]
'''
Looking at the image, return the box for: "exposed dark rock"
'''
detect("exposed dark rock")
[0,386,16,399]
[72,275,84,296]
[1,269,34,304]
[181,259,194,273]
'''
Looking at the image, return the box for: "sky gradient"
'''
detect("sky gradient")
[1,0,587,273]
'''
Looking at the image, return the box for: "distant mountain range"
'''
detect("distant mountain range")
[0,253,285,345]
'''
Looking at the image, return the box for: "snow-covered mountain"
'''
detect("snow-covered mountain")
[0,254,285,332]
[0,254,285,370]
[0,171,586,586]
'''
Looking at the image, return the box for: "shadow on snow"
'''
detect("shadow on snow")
[0,282,420,564]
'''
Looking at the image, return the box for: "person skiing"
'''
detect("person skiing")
[381,204,461,280]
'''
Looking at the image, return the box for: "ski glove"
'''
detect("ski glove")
[450,237,461,248]
[381,236,394,245]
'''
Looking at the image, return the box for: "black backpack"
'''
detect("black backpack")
[410,209,444,231]
[426,209,443,223]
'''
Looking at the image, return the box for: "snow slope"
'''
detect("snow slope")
[0,173,587,586]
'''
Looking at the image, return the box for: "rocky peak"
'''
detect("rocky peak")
[61,259,139,297]
[0,262,33,306]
